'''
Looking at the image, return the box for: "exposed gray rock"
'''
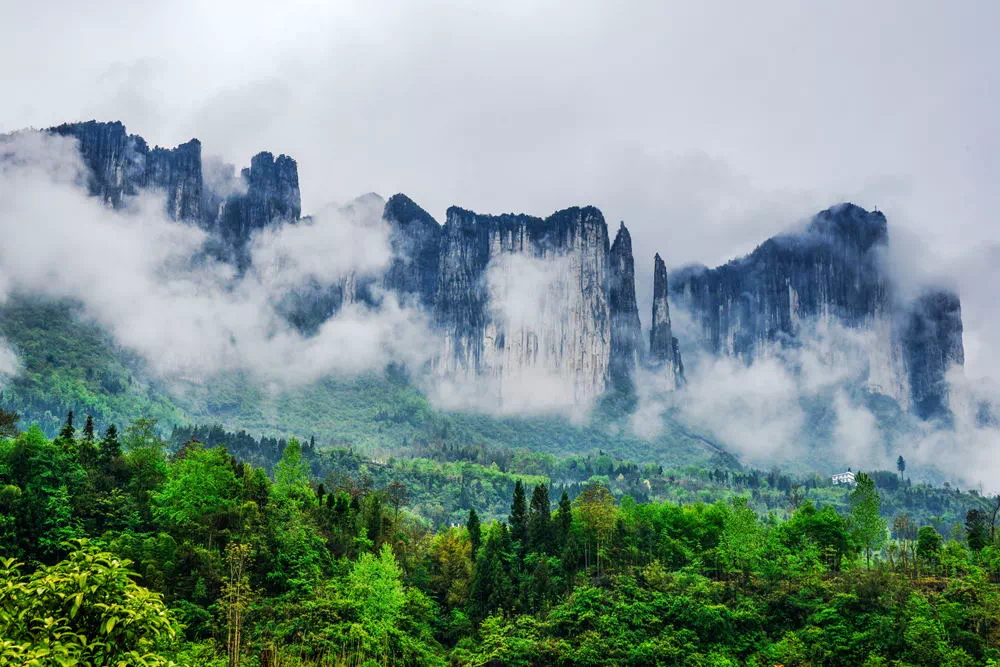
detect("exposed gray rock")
[49,121,301,255]
[903,290,965,419]
[671,203,963,418]
[609,223,642,390]
[51,120,203,220]
[435,205,612,406]
[649,253,683,386]
[382,194,442,309]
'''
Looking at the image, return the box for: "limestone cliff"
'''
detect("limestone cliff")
[435,205,612,406]
[671,203,963,417]
[51,120,203,220]
[49,121,300,252]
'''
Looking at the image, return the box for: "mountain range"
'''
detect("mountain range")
[0,119,988,481]
[50,120,965,416]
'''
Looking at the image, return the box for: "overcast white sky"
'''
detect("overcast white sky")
[2,0,998,379]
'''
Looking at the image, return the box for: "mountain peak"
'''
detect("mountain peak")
[611,222,632,253]
[805,202,888,253]
[384,193,439,227]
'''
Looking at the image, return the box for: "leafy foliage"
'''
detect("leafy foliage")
[1,418,999,665]
[0,540,177,666]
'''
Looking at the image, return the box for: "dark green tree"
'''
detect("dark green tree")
[366,492,385,548]
[0,408,20,439]
[509,480,528,549]
[965,509,988,551]
[917,525,942,573]
[556,489,573,552]
[527,484,551,554]
[469,523,515,621]
[897,455,906,479]
[98,424,121,463]
[81,415,95,444]
[58,410,75,444]
[467,508,482,558]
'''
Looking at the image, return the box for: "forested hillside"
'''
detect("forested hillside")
[2,415,998,665]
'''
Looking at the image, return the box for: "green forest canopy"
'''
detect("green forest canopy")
[2,415,999,666]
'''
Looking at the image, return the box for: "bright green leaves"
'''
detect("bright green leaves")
[0,540,178,666]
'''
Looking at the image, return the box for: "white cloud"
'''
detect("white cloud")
[0,130,433,385]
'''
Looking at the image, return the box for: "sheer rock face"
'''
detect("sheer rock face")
[903,290,965,419]
[671,203,964,417]
[216,151,300,248]
[49,121,300,251]
[649,254,683,387]
[382,194,442,308]
[608,224,643,390]
[51,120,203,220]
[434,205,612,405]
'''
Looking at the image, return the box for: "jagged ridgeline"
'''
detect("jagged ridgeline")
[34,121,966,422]
[40,120,680,404]
[49,120,300,263]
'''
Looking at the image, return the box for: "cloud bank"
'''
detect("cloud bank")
[633,309,1000,492]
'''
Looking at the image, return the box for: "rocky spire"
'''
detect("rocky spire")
[650,253,683,386]
[609,222,642,390]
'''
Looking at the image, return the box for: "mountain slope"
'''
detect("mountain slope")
[0,295,724,469]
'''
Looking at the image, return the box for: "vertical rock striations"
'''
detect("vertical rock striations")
[649,254,683,386]
[672,203,890,361]
[40,122,970,418]
[51,120,204,220]
[382,194,442,308]
[903,290,965,419]
[435,205,612,406]
[216,151,300,249]
[671,203,964,417]
[49,121,301,252]
[608,223,643,390]
[144,139,203,221]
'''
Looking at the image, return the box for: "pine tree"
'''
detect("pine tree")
[58,410,75,443]
[469,523,515,621]
[528,484,551,554]
[965,509,988,551]
[556,489,573,551]
[509,481,528,549]
[82,415,95,443]
[76,417,99,471]
[99,424,122,463]
[467,508,482,558]
[897,455,906,479]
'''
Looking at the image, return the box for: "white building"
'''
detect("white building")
[831,469,856,485]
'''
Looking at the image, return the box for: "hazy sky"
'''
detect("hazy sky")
[3,0,998,378]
